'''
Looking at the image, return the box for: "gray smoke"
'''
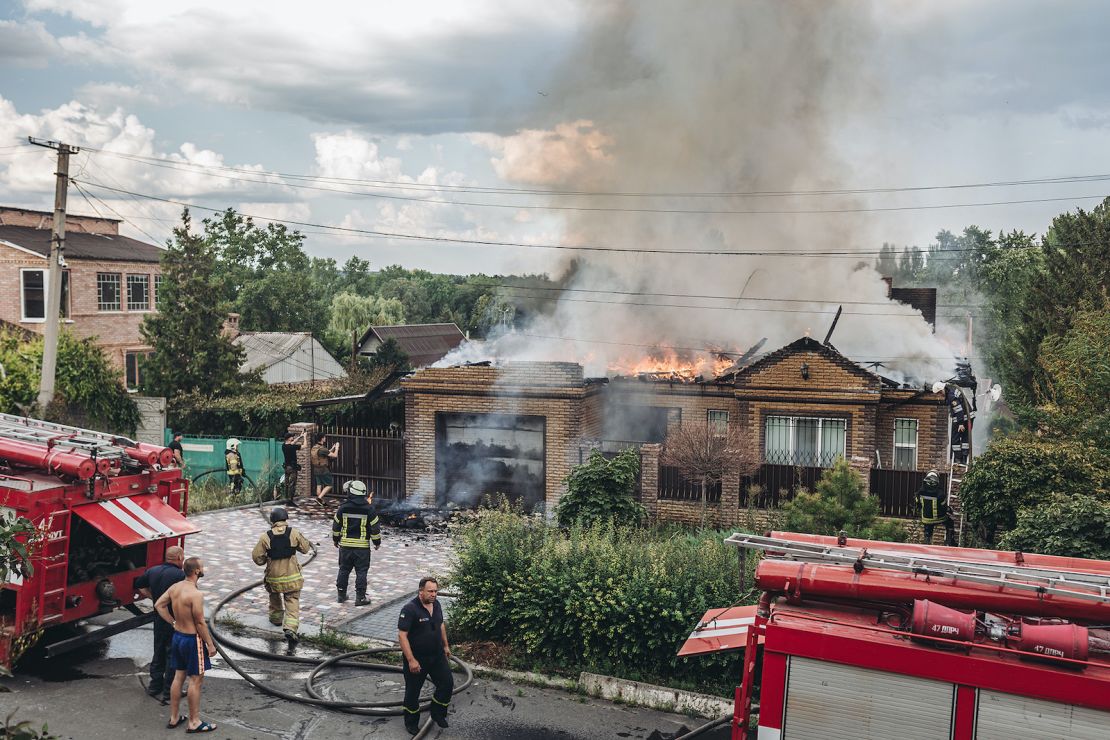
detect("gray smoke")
[444,0,954,383]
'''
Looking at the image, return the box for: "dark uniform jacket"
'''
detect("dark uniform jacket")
[917,479,948,524]
[332,496,382,549]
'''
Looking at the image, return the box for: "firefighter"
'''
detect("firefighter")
[331,480,381,606]
[947,387,971,464]
[251,507,312,647]
[917,470,955,546]
[225,438,244,495]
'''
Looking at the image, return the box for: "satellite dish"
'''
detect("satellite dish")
[931,381,946,394]
[990,384,1002,402]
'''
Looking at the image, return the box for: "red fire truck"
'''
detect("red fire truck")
[0,413,198,669]
[681,531,1110,739]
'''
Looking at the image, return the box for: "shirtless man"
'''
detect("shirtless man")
[154,556,217,733]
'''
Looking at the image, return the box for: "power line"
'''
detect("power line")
[84,146,1110,200]
[80,151,1110,216]
[72,181,165,246]
[74,180,1058,259]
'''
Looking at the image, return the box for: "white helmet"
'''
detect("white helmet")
[343,480,368,497]
[226,438,240,451]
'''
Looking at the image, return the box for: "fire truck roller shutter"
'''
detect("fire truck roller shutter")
[782,656,955,739]
[72,493,201,547]
[975,690,1109,740]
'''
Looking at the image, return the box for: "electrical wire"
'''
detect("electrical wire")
[79,151,1110,216]
[83,145,1110,199]
[72,179,1060,259]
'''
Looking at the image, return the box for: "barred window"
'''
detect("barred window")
[124,350,150,390]
[127,274,150,311]
[894,418,919,470]
[764,416,846,467]
[97,273,121,311]
[708,409,729,437]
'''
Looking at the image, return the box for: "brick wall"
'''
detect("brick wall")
[875,390,948,472]
[401,362,586,510]
[0,243,161,369]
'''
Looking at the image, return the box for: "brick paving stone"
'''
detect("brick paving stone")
[343,595,455,642]
[186,499,455,632]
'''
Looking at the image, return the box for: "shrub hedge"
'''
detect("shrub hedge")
[448,507,754,693]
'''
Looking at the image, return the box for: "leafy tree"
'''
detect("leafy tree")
[781,458,907,541]
[366,337,411,371]
[960,432,1110,544]
[139,210,253,398]
[0,330,139,434]
[999,494,1110,559]
[556,448,645,528]
[203,209,327,334]
[0,510,38,586]
[327,293,405,338]
[662,422,759,526]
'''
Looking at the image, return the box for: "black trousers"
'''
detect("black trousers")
[336,547,371,595]
[281,465,298,501]
[149,621,174,696]
[924,518,956,546]
[403,652,454,724]
[229,473,243,494]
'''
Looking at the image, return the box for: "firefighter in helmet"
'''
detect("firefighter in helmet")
[332,480,381,606]
[225,438,244,495]
[917,470,956,546]
[251,507,312,647]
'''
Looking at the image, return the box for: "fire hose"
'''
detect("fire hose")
[207,524,473,740]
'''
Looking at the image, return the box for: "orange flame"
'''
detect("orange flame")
[607,348,735,381]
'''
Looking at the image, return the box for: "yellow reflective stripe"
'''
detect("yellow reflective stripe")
[339,538,370,548]
[265,574,303,584]
[403,707,420,714]
[431,697,450,707]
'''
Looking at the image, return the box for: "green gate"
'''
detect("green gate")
[164,432,282,488]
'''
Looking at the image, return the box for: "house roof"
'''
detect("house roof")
[0,224,163,263]
[233,332,320,373]
[734,336,883,384]
[359,323,465,367]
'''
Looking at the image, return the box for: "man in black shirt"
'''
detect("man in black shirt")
[279,430,306,504]
[135,545,186,702]
[168,432,184,467]
[397,577,453,735]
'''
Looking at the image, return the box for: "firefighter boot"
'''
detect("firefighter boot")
[337,589,348,604]
[284,629,299,647]
[355,592,371,607]
[404,715,420,736]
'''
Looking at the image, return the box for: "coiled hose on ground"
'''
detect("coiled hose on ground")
[207,529,473,739]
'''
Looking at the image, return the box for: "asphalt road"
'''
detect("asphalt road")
[0,626,728,740]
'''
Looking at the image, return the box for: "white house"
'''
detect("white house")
[233,332,346,385]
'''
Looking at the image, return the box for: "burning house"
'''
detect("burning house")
[397,336,952,532]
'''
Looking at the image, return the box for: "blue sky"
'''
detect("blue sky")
[1,0,1109,288]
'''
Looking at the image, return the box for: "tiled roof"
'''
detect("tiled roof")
[359,323,465,367]
[0,224,163,263]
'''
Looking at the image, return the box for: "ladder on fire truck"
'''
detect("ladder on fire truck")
[724,533,1110,606]
[0,412,131,465]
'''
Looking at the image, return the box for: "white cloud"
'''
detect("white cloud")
[312,132,405,182]
[470,120,613,186]
[75,82,158,108]
[0,19,61,65]
[18,0,586,134]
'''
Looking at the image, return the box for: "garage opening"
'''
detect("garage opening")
[435,412,546,511]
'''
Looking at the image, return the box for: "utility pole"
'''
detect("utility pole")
[28,137,78,414]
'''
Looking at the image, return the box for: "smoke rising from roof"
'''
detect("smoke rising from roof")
[445,0,956,382]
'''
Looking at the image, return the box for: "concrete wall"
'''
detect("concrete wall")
[132,395,166,445]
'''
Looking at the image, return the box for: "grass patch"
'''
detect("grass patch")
[187,464,281,514]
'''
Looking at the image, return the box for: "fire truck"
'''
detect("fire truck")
[680,531,1110,739]
[0,413,198,669]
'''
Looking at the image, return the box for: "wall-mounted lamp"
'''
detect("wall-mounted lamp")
[800,362,810,380]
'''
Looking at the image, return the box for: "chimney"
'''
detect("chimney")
[222,313,241,339]
[881,276,893,297]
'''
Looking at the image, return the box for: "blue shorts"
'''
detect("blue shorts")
[169,631,211,676]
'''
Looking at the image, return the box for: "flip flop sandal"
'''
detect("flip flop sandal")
[186,721,218,733]
[166,716,187,729]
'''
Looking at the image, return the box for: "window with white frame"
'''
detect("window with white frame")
[97,272,122,311]
[894,418,919,470]
[124,350,150,390]
[127,274,150,311]
[764,415,847,467]
[153,274,163,307]
[20,268,70,321]
[708,409,729,437]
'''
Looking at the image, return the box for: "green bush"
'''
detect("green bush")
[780,458,907,541]
[555,448,645,528]
[449,506,752,692]
[999,494,1110,559]
[960,432,1110,544]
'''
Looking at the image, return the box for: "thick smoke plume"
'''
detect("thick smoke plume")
[445,0,955,383]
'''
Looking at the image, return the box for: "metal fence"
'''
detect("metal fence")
[165,432,282,487]
[871,468,946,518]
[318,425,405,502]
[658,464,723,503]
[740,464,824,508]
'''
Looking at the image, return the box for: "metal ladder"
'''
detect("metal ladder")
[0,415,129,464]
[724,533,1110,606]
